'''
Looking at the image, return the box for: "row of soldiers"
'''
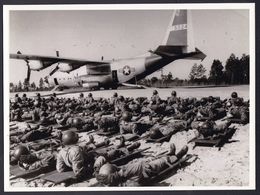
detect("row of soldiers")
[9,90,249,186]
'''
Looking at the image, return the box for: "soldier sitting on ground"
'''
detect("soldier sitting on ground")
[95,144,188,186]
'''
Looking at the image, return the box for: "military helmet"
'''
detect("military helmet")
[62,130,79,145]
[79,93,84,97]
[96,163,119,186]
[118,95,124,101]
[113,92,118,97]
[171,90,177,96]
[13,145,29,161]
[22,93,27,98]
[149,128,164,139]
[99,163,118,176]
[200,121,214,130]
[122,111,132,121]
[55,113,63,120]
[200,98,207,105]
[231,92,238,98]
[39,116,49,126]
[153,90,158,95]
[88,93,93,97]
[34,100,40,107]
[15,93,19,98]
[208,96,214,102]
[72,118,83,128]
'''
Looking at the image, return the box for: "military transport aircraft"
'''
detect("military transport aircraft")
[10,10,206,91]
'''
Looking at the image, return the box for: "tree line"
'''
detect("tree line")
[138,53,249,87]
[10,77,53,92]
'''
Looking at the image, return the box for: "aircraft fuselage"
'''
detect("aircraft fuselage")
[47,54,172,90]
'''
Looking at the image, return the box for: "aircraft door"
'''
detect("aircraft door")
[112,70,118,83]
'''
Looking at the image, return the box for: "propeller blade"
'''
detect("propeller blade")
[49,65,59,76]
[56,51,59,57]
[26,63,31,83]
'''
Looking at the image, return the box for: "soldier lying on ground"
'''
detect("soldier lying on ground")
[197,120,232,139]
[10,126,53,144]
[224,92,249,125]
[95,144,188,186]
[11,145,56,171]
[147,119,188,140]
[119,111,154,135]
[56,131,96,180]
[96,116,120,133]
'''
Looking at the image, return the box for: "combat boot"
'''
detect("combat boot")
[167,143,176,156]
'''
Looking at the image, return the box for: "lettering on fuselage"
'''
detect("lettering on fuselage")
[172,24,187,31]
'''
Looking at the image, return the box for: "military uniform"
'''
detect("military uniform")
[198,120,231,138]
[10,127,53,143]
[151,120,187,137]
[96,145,188,186]
[56,145,88,179]
[18,151,55,171]
[119,121,138,134]
[229,106,249,124]
[98,116,119,132]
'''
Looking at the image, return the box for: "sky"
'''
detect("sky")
[8,9,250,85]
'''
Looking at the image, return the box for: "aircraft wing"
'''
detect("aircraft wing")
[9,53,109,71]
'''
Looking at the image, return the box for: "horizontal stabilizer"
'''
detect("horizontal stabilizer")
[185,48,207,61]
[150,46,206,61]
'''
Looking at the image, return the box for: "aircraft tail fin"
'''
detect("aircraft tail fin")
[151,10,206,61]
[161,10,196,53]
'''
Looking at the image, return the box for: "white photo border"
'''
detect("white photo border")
[3,3,256,191]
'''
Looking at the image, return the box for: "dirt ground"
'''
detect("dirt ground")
[8,85,251,188]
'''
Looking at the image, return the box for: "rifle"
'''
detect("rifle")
[187,136,199,143]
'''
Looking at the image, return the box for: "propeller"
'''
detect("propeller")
[49,65,60,76]
[25,60,31,83]
[49,50,60,76]
[18,51,31,83]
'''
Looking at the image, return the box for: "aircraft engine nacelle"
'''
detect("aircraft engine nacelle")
[58,63,73,72]
[29,60,43,70]
[82,82,99,89]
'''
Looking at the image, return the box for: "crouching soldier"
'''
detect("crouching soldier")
[95,144,188,186]
[12,145,55,171]
[56,131,94,180]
